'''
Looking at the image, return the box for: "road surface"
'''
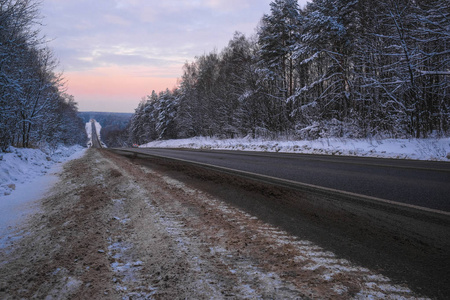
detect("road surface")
[91,120,102,148]
[4,149,448,298]
[109,147,450,298]
[120,148,450,212]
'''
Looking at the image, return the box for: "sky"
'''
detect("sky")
[40,0,309,113]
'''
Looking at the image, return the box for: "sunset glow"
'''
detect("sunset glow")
[40,0,310,112]
[64,67,179,112]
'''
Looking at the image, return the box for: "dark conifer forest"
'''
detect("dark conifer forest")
[129,0,449,145]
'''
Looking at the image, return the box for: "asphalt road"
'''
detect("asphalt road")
[91,121,102,148]
[128,148,450,212]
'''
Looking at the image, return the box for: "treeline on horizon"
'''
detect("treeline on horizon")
[129,0,449,145]
[0,0,86,151]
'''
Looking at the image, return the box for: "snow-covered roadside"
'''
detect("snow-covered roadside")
[0,145,86,248]
[142,137,450,161]
[0,145,85,196]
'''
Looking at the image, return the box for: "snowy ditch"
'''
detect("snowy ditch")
[0,145,85,249]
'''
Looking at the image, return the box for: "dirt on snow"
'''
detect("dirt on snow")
[0,149,428,299]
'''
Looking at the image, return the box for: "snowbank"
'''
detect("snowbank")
[0,145,85,197]
[0,145,86,248]
[142,137,450,161]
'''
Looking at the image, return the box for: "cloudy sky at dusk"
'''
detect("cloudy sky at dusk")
[41,0,309,113]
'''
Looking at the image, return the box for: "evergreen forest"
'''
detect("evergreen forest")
[129,0,449,145]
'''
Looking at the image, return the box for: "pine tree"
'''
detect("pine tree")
[155,89,178,140]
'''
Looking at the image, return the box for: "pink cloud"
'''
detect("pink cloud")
[65,67,178,112]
